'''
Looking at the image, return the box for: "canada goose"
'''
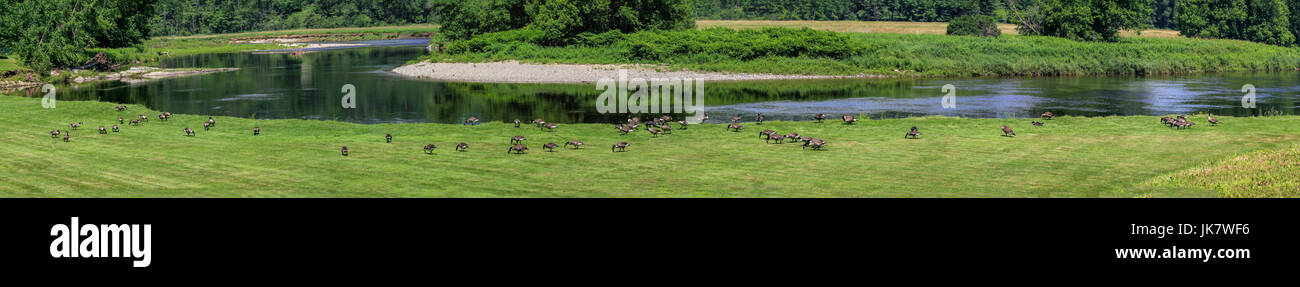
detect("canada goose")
[532,118,546,127]
[1208,114,1219,126]
[1177,114,1188,120]
[611,141,629,152]
[513,119,521,128]
[755,113,764,125]
[129,119,140,126]
[648,127,663,137]
[1031,121,1043,127]
[543,142,558,152]
[50,130,60,138]
[511,135,526,144]
[803,138,825,150]
[115,105,126,111]
[341,146,349,156]
[628,117,640,125]
[678,120,688,130]
[540,122,558,131]
[1041,112,1054,120]
[565,140,584,149]
[464,117,479,125]
[507,144,528,154]
[456,142,469,152]
[119,117,125,124]
[386,134,393,143]
[1176,121,1196,129]
[184,127,195,136]
[617,124,635,135]
[98,126,107,134]
[700,113,709,121]
[253,126,260,135]
[163,112,173,118]
[727,123,743,132]
[766,134,785,144]
[111,125,119,132]
[731,114,742,123]
[203,122,210,131]
[157,114,167,122]
[785,133,801,143]
[1001,125,1015,137]
[842,115,857,125]
[759,129,776,139]
[905,126,920,139]
[63,133,70,142]
[813,113,826,123]
[660,123,672,134]
[424,144,437,154]
[661,115,672,122]
[69,122,82,129]
[208,117,216,127]
[140,114,148,122]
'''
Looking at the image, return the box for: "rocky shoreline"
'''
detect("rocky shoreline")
[391,61,884,84]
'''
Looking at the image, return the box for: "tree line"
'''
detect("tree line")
[148,0,436,36]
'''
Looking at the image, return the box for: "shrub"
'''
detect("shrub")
[947,15,1001,37]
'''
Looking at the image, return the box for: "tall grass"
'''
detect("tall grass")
[430,27,1300,77]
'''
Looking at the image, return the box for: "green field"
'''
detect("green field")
[2,95,1296,197]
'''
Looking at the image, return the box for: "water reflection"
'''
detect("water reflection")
[5,41,1298,124]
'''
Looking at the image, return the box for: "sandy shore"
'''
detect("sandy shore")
[76,67,240,84]
[391,61,885,83]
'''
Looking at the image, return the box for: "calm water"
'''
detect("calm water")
[8,39,1299,124]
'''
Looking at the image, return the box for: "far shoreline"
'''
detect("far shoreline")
[391,60,888,84]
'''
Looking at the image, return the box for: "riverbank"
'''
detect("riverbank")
[4,94,1297,197]
[392,60,884,83]
[413,25,1300,78]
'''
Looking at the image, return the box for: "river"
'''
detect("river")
[6,39,1297,124]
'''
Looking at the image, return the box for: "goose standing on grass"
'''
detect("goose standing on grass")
[565,140,584,149]
[1001,125,1015,137]
[1208,114,1220,126]
[612,141,630,152]
[456,142,469,152]
[842,115,857,125]
[386,134,393,143]
[514,119,521,128]
[341,146,349,156]
[1041,112,1054,120]
[511,135,527,144]
[464,117,479,125]
[813,113,826,123]
[424,144,437,154]
[543,142,558,152]
[731,114,742,123]
[727,123,743,132]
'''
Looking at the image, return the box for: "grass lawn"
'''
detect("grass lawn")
[2,95,1296,197]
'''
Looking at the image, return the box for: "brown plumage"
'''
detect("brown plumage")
[700,113,709,121]
[1041,112,1054,120]
[253,126,260,135]
[69,122,82,129]
[456,142,469,152]
[905,126,920,139]
[540,122,558,131]
[203,122,210,131]
[785,133,800,143]
[678,120,688,130]
[727,123,743,132]
[660,123,672,134]
[341,146,349,156]
[532,118,546,127]
[50,130,60,138]
[112,125,119,132]
[464,117,479,125]
[208,117,216,127]
[63,133,70,142]
[616,124,635,135]
[730,114,741,123]
[140,114,149,122]
[647,127,663,137]
[1001,125,1015,137]
[386,133,393,143]
[510,135,526,144]
[766,134,785,144]
[565,140,584,149]
[115,105,127,111]
[813,113,826,123]
[803,138,825,150]
[543,142,559,152]
[841,115,857,125]
[507,144,529,154]
[755,113,764,125]
[1208,114,1220,126]
[611,141,629,152]
[98,126,107,134]
[1032,121,1043,126]
[184,127,195,136]
[513,119,521,128]
[424,144,437,154]
[119,117,125,124]
[759,129,776,139]
[130,119,141,126]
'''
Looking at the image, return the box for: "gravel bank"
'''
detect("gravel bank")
[391,61,885,83]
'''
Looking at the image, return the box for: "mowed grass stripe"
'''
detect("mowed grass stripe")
[2,95,1297,197]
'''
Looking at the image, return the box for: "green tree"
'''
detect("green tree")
[1177,0,1294,46]
[1015,0,1151,42]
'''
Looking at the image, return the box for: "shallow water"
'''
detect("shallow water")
[8,39,1298,124]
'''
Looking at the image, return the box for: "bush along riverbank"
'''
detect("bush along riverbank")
[4,94,1299,197]
[413,26,1300,78]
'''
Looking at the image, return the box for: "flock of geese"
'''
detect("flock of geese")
[45,105,1220,157]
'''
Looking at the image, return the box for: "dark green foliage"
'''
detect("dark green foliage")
[947,15,1001,36]
[446,27,861,62]
[434,0,696,44]
[1177,0,1295,46]
[1,0,152,73]
[148,0,436,36]
[692,0,991,22]
[1013,0,1151,42]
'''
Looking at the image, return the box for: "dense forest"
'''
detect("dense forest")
[148,0,436,36]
